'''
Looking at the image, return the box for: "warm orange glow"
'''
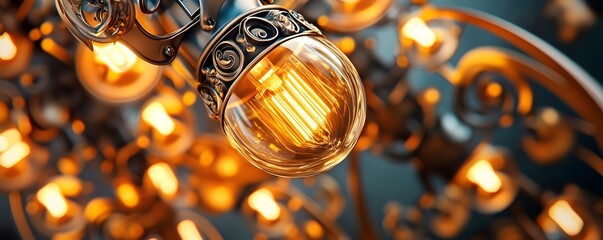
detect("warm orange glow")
[485,83,503,98]
[177,220,204,240]
[337,37,356,55]
[423,88,441,104]
[216,156,239,177]
[402,17,437,48]
[0,32,18,61]
[37,183,69,218]
[148,163,178,196]
[466,160,502,193]
[0,128,30,168]
[542,108,560,125]
[183,91,197,106]
[248,189,281,221]
[305,220,324,239]
[136,136,150,148]
[207,185,234,211]
[93,42,138,73]
[548,200,584,236]
[142,102,176,136]
[40,22,54,35]
[72,119,86,134]
[199,150,215,167]
[116,182,140,208]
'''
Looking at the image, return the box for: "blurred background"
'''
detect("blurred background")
[1,0,603,239]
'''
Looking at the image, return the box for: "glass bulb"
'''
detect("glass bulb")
[223,36,366,177]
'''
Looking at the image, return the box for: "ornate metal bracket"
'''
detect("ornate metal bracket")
[56,0,200,65]
[196,6,322,122]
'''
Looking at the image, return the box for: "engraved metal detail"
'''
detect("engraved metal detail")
[56,0,135,43]
[197,7,322,121]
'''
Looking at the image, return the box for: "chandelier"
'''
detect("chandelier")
[0,0,602,239]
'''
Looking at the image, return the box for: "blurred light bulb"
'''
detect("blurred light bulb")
[223,36,365,177]
[466,160,502,193]
[402,17,437,48]
[0,32,17,61]
[248,188,281,221]
[37,183,69,218]
[177,220,204,240]
[548,200,583,236]
[0,128,30,169]
[142,102,176,136]
[116,182,140,208]
[93,42,138,73]
[148,163,178,196]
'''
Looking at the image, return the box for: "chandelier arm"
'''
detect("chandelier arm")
[416,6,603,150]
[349,152,378,239]
[9,192,35,240]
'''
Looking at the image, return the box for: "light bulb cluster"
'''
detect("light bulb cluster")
[56,0,367,178]
[2,0,599,239]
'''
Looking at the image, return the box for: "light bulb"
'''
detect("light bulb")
[248,188,281,221]
[466,160,502,193]
[0,128,30,169]
[142,102,176,136]
[93,42,138,74]
[222,36,365,177]
[402,17,437,48]
[548,200,584,236]
[0,32,17,61]
[177,220,204,240]
[37,183,69,219]
[147,162,179,197]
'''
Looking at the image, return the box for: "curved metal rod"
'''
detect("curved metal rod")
[9,192,35,240]
[264,182,350,239]
[349,151,377,239]
[416,6,603,150]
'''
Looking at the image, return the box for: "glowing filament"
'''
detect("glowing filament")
[402,17,437,48]
[248,189,281,221]
[0,128,30,168]
[93,42,138,73]
[466,160,502,193]
[116,182,140,208]
[248,59,332,147]
[177,220,204,240]
[548,200,584,236]
[142,102,176,136]
[148,163,178,196]
[37,183,69,218]
[0,32,17,61]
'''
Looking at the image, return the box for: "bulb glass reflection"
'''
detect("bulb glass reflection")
[223,36,366,177]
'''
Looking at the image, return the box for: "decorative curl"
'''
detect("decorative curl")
[453,47,534,129]
[212,41,244,82]
[241,17,280,45]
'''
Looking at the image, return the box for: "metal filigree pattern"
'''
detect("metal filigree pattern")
[197,6,322,121]
[56,0,135,43]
